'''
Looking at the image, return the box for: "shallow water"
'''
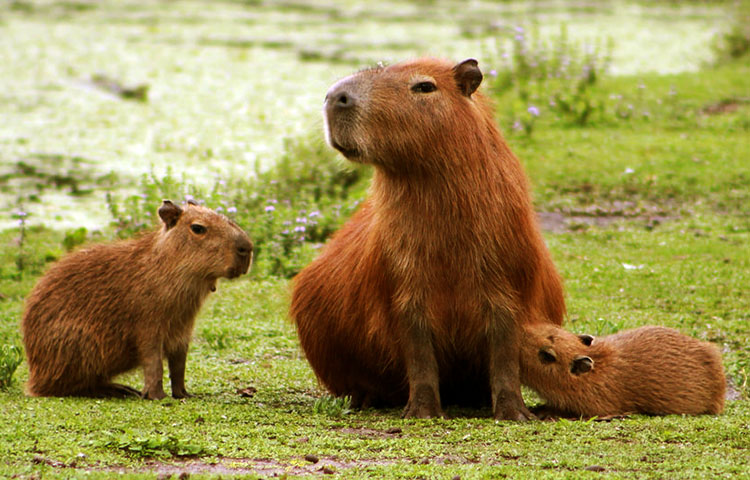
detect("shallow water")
[0,0,730,230]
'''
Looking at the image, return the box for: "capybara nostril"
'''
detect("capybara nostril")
[335,92,351,108]
[237,238,253,257]
[326,87,357,112]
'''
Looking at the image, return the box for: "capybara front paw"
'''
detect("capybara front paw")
[402,384,444,419]
[402,402,444,419]
[494,400,535,421]
[142,389,167,400]
[172,389,194,399]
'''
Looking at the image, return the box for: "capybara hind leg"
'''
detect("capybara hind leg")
[167,346,192,399]
[529,405,571,421]
[93,383,142,398]
[401,315,444,419]
[489,317,533,421]
[350,391,370,409]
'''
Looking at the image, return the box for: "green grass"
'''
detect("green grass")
[1,0,749,478]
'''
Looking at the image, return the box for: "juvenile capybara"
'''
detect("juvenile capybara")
[290,58,566,419]
[22,200,252,399]
[519,323,726,417]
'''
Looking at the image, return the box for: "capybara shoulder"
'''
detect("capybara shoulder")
[22,200,252,399]
[520,323,726,417]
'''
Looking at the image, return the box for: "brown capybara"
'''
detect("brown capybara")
[519,323,726,418]
[290,58,566,419]
[22,200,252,399]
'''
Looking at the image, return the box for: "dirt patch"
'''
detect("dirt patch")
[121,456,399,477]
[701,97,750,115]
[725,378,744,402]
[537,202,678,233]
[126,454,505,477]
[335,426,402,438]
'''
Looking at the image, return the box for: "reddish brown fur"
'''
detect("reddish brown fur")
[22,201,252,399]
[520,324,726,417]
[290,58,565,419]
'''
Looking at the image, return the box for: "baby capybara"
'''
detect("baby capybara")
[291,58,565,419]
[22,200,252,399]
[520,323,726,417]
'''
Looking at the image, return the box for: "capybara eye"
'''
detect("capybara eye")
[411,81,437,93]
[539,347,557,364]
[190,224,207,235]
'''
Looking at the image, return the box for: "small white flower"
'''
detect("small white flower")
[622,263,644,270]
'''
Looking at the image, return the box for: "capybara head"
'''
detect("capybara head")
[323,57,487,173]
[521,323,595,381]
[156,200,253,285]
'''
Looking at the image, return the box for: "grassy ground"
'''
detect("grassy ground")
[2,0,750,478]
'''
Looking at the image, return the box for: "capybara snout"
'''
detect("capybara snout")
[231,235,253,278]
[22,199,252,399]
[324,76,369,160]
[160,199,253,282]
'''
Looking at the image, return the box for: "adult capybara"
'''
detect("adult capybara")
[290,58,565,419]
[520,323,726,417]
[22,200,252,399]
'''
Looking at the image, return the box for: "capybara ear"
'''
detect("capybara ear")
[538,346,557,364]
[571,355,594,375]
[452,58,483,97]
[186,199,199,206]
[158,200,183,230]
[578,334,595,346]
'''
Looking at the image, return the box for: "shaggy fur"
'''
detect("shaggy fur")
[291,58,565,419]
[520,324,726,417]
[22,200,252,399]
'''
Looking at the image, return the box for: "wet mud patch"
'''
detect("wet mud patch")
[1,153,119,200]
